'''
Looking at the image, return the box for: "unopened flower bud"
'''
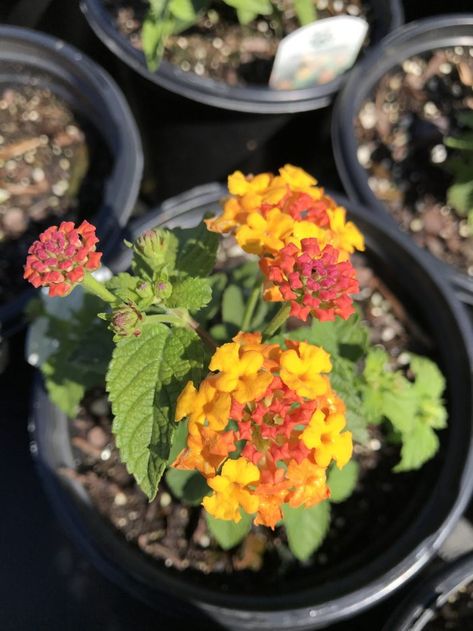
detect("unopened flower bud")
[110,304,143,338]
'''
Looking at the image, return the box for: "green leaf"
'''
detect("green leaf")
[174,221,219,278]
[394,423,439,472]
[142,7,176,71]
[447,177,473,216]
[32,290,113,417]
[165,468,209,505]
[283,502,331,561]
[223,0,272,23]
[222,284,245,328]
[381,382,419,434]
[167,419,189,463]
[328,461,359,503]
[231,260,260,289]
[410,355,445,399]
[330,356,369,444]
[107,323,205,500]
[206,511,252,550]
[168,276,212,313]
[169,0,197,21]
[195,272,228,324]
[293,0,317,25]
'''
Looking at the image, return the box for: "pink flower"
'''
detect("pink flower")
[24,220,102,297]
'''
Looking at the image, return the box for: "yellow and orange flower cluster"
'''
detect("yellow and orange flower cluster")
[172,332,352,529]
[206,165,364,322]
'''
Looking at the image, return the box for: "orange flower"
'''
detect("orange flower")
[172,336,354,530]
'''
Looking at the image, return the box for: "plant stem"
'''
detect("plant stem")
[241,282,262,331]
[83,272,117,304]
[263,303,291,338]
[147,310,217,352]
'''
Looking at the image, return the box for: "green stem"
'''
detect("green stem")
[147,310,217,352]
[82,272,117,304]
[263,303,291,339]
[241,282,262,331]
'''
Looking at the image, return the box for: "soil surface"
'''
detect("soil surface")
[0,85,111,307]
[426,581,473,630]
[64,253,435,590]
[355,47,473,276]
[105,0,369,86]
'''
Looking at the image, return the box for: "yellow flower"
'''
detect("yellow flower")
[301,409,353,469]
[235,208,295,255]
[287,220,327,249]
[286,458,329,508]
[280,342,332,399]
[175,379,231,430]
[327,206,365,257]
[209,340,273,404]
[205,198,248,234]
[279,164,317,190]
[203,458,260,522]
[228,171,272,196]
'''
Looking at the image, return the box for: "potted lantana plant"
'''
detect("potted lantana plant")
[26,166,473,629]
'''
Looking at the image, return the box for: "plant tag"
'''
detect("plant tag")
[269,15,368,90]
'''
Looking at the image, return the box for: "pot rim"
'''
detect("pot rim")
[331,14,473,304]
[30,183,473,629]
[0,25,143,334]
[383,551,473,631]
[80,0,403,114]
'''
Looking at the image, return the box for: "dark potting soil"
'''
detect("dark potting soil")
[105,0,369,86]
[63,253,434,592]
[355,47,473,276]
[425,581,473,631]
[0,85,111,306]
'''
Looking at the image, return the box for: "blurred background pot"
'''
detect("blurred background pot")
[332,15,473,305]
[0,26,143,335]
[383,551,473,630]
[29,184,473,630]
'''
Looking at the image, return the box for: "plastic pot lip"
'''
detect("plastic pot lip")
[0,25,143,335]
[331,14,473,304]
[383,552,473,631]
[79,0,403,114]
[30,182,473,628]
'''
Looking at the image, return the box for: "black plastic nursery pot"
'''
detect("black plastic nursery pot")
[0,26,143,334]
[383,551,473,630]
[29,183,473,630]
[77,0,403,202]
[80,0,403,115]
[332,15,473,305]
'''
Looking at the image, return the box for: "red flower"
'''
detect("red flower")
[24,220,102,297]
[261,238,359,321]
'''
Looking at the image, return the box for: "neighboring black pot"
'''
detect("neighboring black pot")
[332,15,473,305]
[78,0,402,202]
[0,26,143,334]
[29,184,473,630]
[80,0,403,114]
[384,552,473,630]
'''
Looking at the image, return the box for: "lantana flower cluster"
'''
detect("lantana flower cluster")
[23,220,102,297]
[206,165,364,321]
[173,332,352,529]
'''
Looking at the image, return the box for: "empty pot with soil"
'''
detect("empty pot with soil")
[0,26,143,333]
[28,178,473,630]
[332,15,473,304]
[384,551,473,631]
